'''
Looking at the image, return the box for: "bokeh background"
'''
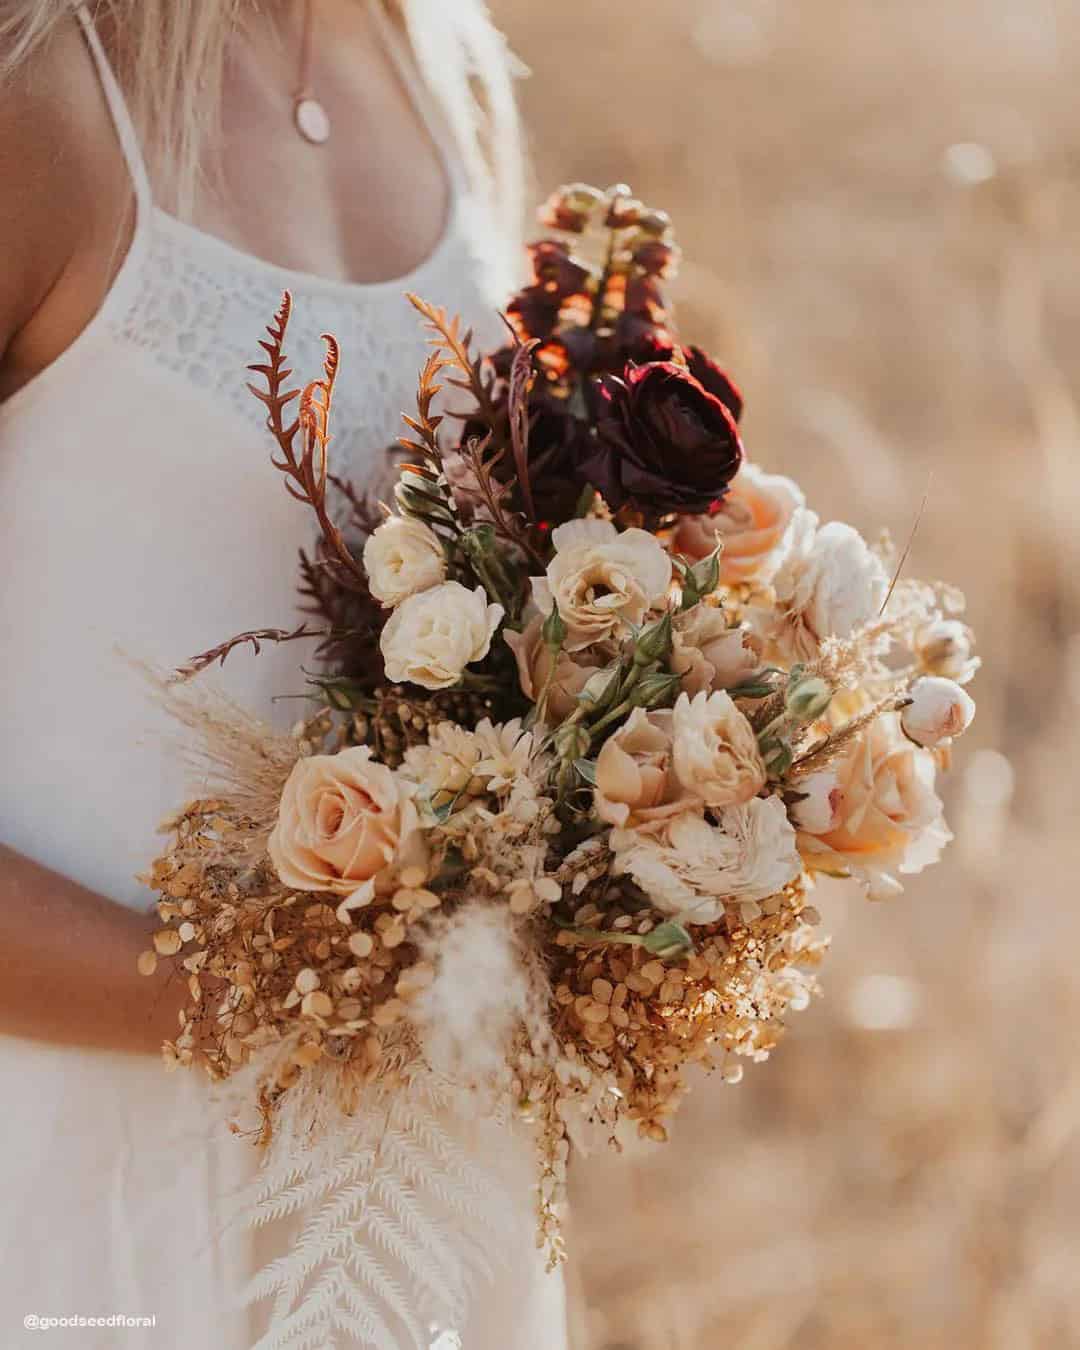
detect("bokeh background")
[497,2,1080,1346]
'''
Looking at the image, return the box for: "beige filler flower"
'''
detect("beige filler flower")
[671,689,766,807]
[268,746,420,898]
[761,510,889,662]
[611,795,801,923]
[380,581,504,690]
[670,604,760,695]
[531,519,672,651]
[795,712,950,899]
[593,708,687,828]
[504,614,604,721]
[674,462,805,585]
[362,514,446,607]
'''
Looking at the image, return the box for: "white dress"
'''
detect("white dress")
[0,10,566,1349]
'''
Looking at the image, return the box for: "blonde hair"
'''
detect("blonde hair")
[0,0,524,249]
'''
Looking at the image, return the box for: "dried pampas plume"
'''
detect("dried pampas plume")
[414,902,552,1092]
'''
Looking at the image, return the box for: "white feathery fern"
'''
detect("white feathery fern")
[230,1061,517,1350]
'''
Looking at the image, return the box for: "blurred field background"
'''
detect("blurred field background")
[497,1,1080,1346]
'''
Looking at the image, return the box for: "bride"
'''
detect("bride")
[0,2,567,1346]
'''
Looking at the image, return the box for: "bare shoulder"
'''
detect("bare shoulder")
[0,15,132,397]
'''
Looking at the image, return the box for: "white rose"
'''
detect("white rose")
[531,519,672,652]
[380,582,504,690]
[363,514,446,607]
[901,676,975,748]
[611,796,801,924]
[763,511,888,662]
[671,690,766,808]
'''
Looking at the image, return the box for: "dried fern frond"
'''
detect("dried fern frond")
[173,624,329,683]
[247,292,369,596]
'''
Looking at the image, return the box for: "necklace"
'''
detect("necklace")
[293,0,330,144]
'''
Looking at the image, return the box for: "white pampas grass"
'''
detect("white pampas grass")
[415,903,551,1090]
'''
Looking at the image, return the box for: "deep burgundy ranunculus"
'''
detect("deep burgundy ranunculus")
[580,361,744,518]
[683,345,744,423]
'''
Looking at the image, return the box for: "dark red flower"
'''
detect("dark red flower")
[580,362,744,519]
[683,345,744,423]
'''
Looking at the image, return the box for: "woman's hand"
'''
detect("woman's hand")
[0,844,188,1055]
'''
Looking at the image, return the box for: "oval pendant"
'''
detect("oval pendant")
[294,97,331,145]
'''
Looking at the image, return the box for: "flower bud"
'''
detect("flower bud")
[784,675,833,723]
[542,603,567,650]
[642,921,694,959]
[788,771,842,834]
[633,611,674,665]
[901,676,975,747]
[916,619,977,681]
[554,722,592,761]
[628,671,682,710]
[577,666,621,713]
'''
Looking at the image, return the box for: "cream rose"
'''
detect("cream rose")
[762,511,888,663]
[363,514,446,607]
[671,689,766,808]
[380,581,504,690]
[670,604,760,696]
[268,746,419,898]
[531,519,672,652]
[504,615,604,722]
[796,712,950,899]
[594,708,687,828]
[611,796,801,923]
[674,462,804,585]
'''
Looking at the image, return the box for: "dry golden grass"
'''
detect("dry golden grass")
[497,2,1080,1345]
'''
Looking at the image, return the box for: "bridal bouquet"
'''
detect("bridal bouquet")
[143,183,978,1342]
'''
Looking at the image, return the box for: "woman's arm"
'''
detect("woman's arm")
[0,14,132,401]
[1,27,169,1054]
[0,845,186,1054]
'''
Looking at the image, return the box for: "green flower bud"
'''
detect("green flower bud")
[554,722,591,761]
[633,611,674,665]
[629,671,682,709]
[542,603,567,650]
[577,665,621,712]
[784,675,833,723]
[643,922,694,960]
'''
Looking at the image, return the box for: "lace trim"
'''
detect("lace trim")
[105,201,505,487]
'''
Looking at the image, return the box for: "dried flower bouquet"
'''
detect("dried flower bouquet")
[143,183,979,1343]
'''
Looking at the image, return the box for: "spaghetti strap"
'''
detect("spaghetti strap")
[74,4,153,214]
[366,0,467,193]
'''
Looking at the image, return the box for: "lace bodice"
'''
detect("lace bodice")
[115,197,506,483]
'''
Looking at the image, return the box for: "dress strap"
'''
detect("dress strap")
[366,0,467,194]
[74,5,153,214]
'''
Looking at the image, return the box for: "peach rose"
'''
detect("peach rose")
[795,712,950,899]
[268,747,420,898]
[504,616,604,722]
[594,708,687,828]
[671,689,766,807]
[670,604,761,696]
[674,462,804,585]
